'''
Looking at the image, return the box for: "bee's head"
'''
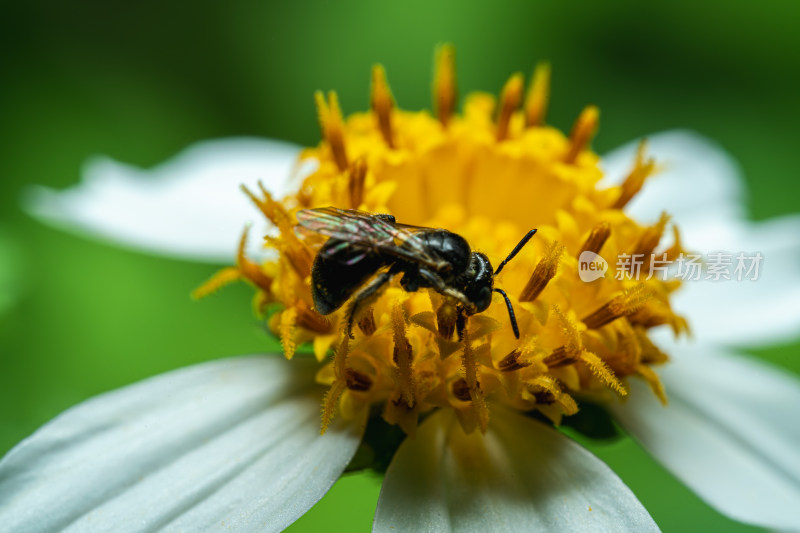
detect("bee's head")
[462,252,493,313]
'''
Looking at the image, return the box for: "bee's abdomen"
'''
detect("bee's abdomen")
[311,240,388,315]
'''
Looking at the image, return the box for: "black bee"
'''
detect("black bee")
[296,207,536,339]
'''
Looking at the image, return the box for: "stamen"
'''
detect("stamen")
[295,300,333,333]
[613,140,655,209]
[629,303,671,329]
[321,335,349,434]
[451,378,471,401]
[553,305,581,355]
[630,301,688,336]
[314,90,349,171]
[348,157,368,209]
[663,226,685,262]
[433,44,457,127]
[461,324,489,432]
[241,183,289,228]
[245,182,314,277]
[577,221,611,258]
[582,285,652,329]
[524,62,550,127]
[635,326,670,365]
[242,186,313,278]
[520,242,563,302]
[265,234,313,280]
[371,64,395,148]
[543,346,578,368]
[235,226,274,291]
[195,225,273,298]
[191,267,241,300]
[252,291,270,317]
[579,351,627,396]
[279,307,298,360]
[497,349,531,372]
[345,368,373,391]
[436,301,458,339]
[357,306,377,336]
[635,364,668,405]
[632,212,670,265]
[524,375,578,415]
[564,105,599,164]
[496,72,524,142]
[321,380,345,435]
[391,303,415,408]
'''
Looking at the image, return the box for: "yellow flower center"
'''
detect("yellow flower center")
[196,45,687,437]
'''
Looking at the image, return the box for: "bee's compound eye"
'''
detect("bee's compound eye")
[470,285,492,313]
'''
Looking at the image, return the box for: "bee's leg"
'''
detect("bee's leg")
[344,272,393,338]
[417,269,478,314]
[455,306,468,341]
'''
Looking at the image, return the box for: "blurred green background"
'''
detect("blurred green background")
[1,1,798,531]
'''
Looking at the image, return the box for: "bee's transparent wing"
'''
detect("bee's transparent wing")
[295,207,441,268]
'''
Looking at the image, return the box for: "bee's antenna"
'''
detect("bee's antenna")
[494,229,537,275]
[494,288,520,339]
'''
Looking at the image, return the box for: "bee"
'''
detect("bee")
[296,207,536,339]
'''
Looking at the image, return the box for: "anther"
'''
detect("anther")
[345,368,373,391]
[524,375,578,414]
[241,183,290,228]
[244,182,313,276]
[632,212,670,263]
[461,325,489,432]
[520,242,563,302]
[391,303,415,408]
[436,301,458,339]
[663,226,684,262]
[577,221,611,258]
[357,307,377,336]
[543,346,578,368]
[235,226,273,291]
[636,364,668,405]
[533,390,555,405]
[613,140,655,209]
[314,90,349,171]
[296,300,333,333]
[264,231,312,280]
[241,184,313,278]
[496,73,524,142]
[451,378,472,401]
[582,285,652,329]
[524,62,550,127]
[497,349,531,372]
[565,105,599,164]
[371,64,395,148]
[433,44,457,127]
[348,157,367,209]
[191,226,272,302]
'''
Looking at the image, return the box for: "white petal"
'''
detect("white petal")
[604,131,800,347]
[601,130,746,227]
[24,138,311,263]
[668,213,800,346]
[374,408,658,532]
[610,347,800,531]
[0,355,363,532]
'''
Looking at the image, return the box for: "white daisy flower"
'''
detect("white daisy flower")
[4,50,800,532]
